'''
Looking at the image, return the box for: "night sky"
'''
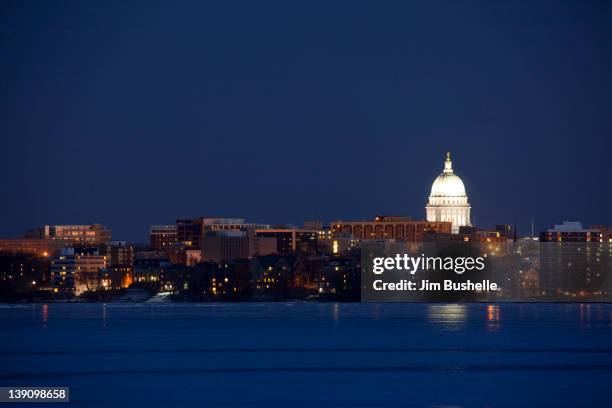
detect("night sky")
[2,1,611,242]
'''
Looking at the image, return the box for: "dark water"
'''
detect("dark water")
[1,303,611,407]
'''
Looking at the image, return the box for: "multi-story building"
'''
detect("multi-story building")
[201,231,249,262]
[189,261,252,299]
[540,221,605,242]
[133,257,171,289]
[201,231,276,263]
[0,254,49,298]
[149,225,177,250]
[177,217,270,249]
[98,265,133,290]
[176,218,203,248]
[0,239,65,257]
[202,218,269,232]
[43,224,111,246]
[539,222,612,299]
[330,233,361,255]
[248,233,277,258]
[99,241,135,266]
[425,228,508,244]
[50,248,107,295]
[331,215,451,241]
[254,228,318,255]
[250,255,297,298]
[318,257,361,299]
[590,225,612,242]
[315,230,360,255]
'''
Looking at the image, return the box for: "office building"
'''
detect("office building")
[43,224,111,246]
[254,228,318,255]
[99,241,135,266]
[50,248,107,295]
[0,239,65,257]
[539,222,612,299]
[331,215,451,241]
[201,231,276,263]
[540,221,605,242]
[177,217,270,249]
[149,225,177,250]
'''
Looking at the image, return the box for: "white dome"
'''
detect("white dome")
[426,152,471,233]
[430,173,466,197]
[429,153,467,197]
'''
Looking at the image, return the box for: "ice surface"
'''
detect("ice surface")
[1,303,611,407]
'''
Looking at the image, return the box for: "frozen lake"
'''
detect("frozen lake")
[1,302,611,407]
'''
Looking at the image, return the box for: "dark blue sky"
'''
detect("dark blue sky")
[2,0,611,242]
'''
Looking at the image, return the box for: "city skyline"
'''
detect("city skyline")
[0,148,609,243]
[2,1,611,242]
[2,3,611,407]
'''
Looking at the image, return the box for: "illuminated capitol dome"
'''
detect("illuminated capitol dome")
[426,152,471,233]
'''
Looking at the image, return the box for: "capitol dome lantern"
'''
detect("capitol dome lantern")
[426,152,471,233]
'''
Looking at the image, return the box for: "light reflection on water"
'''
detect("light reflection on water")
[332,303,339,323]
[580,303,591,329]
[102,303,107,327]
[487,304,501,332]
[41,303,48,328]
[427,304,468,330]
